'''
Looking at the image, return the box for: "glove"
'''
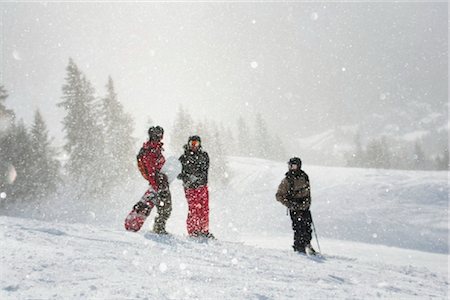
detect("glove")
[133,200,152,216]
[285,200,296,211]
[187,174,200,184]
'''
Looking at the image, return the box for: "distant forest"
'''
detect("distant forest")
[0,58,448,212]
[0,58,289,209]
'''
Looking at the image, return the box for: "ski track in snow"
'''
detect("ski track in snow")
[1,157,449,299]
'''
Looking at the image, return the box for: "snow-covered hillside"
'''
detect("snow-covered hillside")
[1,157,448,299]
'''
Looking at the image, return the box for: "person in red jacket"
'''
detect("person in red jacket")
[135,126,172,234]
[177,135,214,239]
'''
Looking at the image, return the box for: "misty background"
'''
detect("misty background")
[1,2,448,166]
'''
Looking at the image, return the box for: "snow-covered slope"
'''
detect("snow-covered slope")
[218,157,448,254]
[1,157,448,298]
[1,217,448,299]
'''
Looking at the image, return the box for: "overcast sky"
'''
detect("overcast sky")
[1,1,447,148]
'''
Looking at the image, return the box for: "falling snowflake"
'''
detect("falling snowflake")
[159,262,168,272]
[12,50,22,61]
[310,12,319,21]
[251,61,258,69]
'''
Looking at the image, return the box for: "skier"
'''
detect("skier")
[177,135,214,238]
[276,157,317,255]
[127,125,172,234]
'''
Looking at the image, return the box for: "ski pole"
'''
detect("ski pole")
[311,214,321,253]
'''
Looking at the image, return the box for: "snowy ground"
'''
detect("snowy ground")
[1,157,449,299]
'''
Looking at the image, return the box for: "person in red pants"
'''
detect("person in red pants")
[177,135,215,239]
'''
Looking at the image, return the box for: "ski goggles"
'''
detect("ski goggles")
[189,140,201,148]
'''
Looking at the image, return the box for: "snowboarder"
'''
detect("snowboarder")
[177,135,214,239]
[276,157,317,255]
[125,126,172,234]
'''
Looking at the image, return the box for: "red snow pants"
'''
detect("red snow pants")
[184,185,209,236]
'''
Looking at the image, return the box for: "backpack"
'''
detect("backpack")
[137,147,149,180]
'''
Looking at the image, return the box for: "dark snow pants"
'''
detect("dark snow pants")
[137,185,172,233]
[153,190,172,233]
[289,209,313,251]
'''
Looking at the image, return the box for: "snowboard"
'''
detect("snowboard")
[124,191,157,232]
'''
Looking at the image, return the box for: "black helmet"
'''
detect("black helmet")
[288,157,302,169]
[148,126,164,141]
[188,135,201,143]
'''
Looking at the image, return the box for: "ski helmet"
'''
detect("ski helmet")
[148,126,164,141]
[288,157,302,169]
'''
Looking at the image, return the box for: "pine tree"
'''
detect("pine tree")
[348,132,364,167]
[365,137,391,169]
[413,140,427,170]
[201,120,229,186]
[223,125,237,156]
[0,85,14,134]
[0,85,7,111]
[0,124,15,201]
[171,106,194,152]
[58,58,105,201]
[272,134,288,161]
[0,86,14,197]
[101,76,135,188]
[435,148,449,170]
[1,121,35,202]
[29,110,61,200]
[237,116,252,157]
[254,113,270,159]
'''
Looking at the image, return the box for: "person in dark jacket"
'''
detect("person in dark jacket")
[177,135,214,238]
[276,157,316,255]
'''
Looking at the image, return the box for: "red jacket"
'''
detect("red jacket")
[137,141,165,191]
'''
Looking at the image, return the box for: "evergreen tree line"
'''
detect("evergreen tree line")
[170,107,288,186]
[345,134,449,171]
[0,58,136,212]
[2,58,447,215]
[0,107,60,206]
[170,107,230,186]
[236,114,288,161]
[57,59,136,205]
[171,107,288,161]
[0,58,287,213]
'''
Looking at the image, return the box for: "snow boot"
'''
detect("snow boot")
[305,244,317,256]
[293,246,307,254]
[191,231,215,239]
